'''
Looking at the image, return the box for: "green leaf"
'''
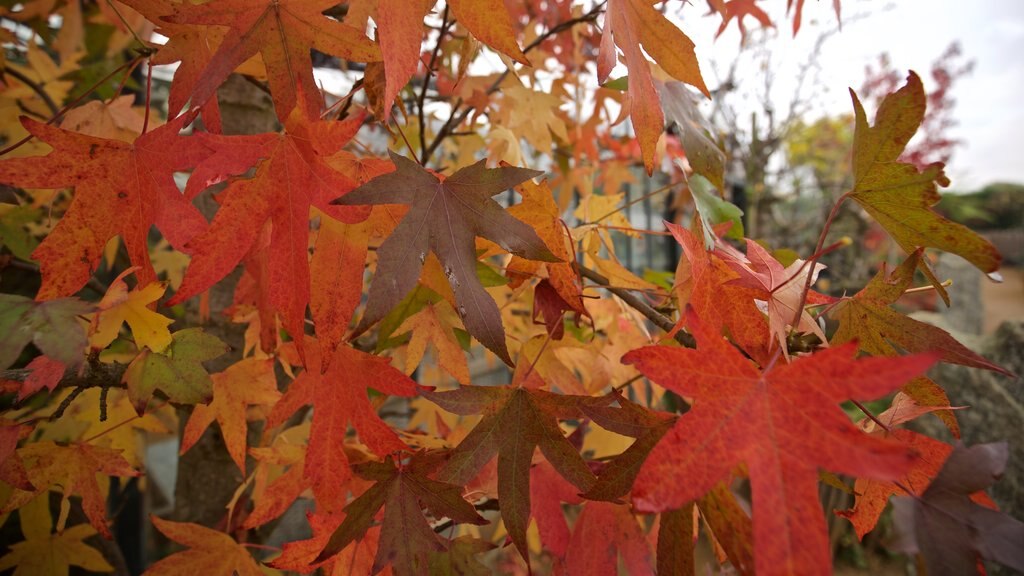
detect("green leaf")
[0,205,41,260]
[690,175,744,249]
[123,328,229,413]
[0,295,92,370]
[602,76,629,91]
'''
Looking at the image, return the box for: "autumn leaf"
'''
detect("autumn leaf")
[122,328,229,413]
[0,112,211,299]
[661,82,726,190]
[891,442,1024,575]
[161,0,380,120]
[144,515,263,576]
[598,0,709,172]
[0,294,91,370]
[622,309,936,574]
[375,0,434,120]
[667,222,771,365]
[1,441,139,539]
[17,356,66,401]
[564,501,654,576]
[394,302,470,385]
[447,0,529,65]
[180,358,280,472]
[267,340,416,512]
[422,384,605,560]
[168,108,369,346]
[710,0,773,40]
[831,249,1010,375]
[271,510,386,575]
[0,495,113,576]
[848,73,1001,279]
[717,237,827,357]
[89,268,174,353]
[315,455,487,575]
[59,95,147,142]
[505,177,585,326]
[332,151,557,365]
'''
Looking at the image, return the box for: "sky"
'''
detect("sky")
[680,0,1024,191]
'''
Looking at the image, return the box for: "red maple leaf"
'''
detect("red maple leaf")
[0,113,211,299]
[167,108,369,345]
[267,339,417,513]
[162,0,380,120]
[622,309,937,574]
[668,222,771,365]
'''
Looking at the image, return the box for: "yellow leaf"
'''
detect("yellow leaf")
[90,268,173,353]
[0,495,113,576]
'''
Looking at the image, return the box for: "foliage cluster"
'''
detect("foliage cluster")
[0,1,1021,575]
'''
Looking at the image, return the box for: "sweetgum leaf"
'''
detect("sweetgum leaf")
[599,0,709,172]
[0,113,211,299]
[333,151,557,365]
[145,516,263,576]
[267,339,416,512]
[122,328,229,413]
[831,249,1011,375]
[422,385,608,562]
[0,294,91,370]
[168,108,368,347]
[1,442,139,539]
[315,455,487,575]
[623,308,937,574]
[848,72,1001,278]
[163,0,380,120]
[0,496,112,576]
[892,442,1024,575]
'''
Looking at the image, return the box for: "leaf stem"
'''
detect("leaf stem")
[142,59,153,135]
[789,191,851,328]
[593,181,678,224]
[852,399,891,433]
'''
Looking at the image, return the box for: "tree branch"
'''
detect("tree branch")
[420,2,606,163]
[578,265,695,348]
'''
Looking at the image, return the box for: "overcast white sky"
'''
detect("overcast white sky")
[680,0,1024,191]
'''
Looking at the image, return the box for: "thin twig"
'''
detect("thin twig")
[2,66,60,117]
[0,55,143,156]
[419,5,450,164]
[420,2,606,164]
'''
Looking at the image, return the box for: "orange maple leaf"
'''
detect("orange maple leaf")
[598,0,709,172]
[267,340,417,512]
[180,358,281,472]
[144,516,263,575]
